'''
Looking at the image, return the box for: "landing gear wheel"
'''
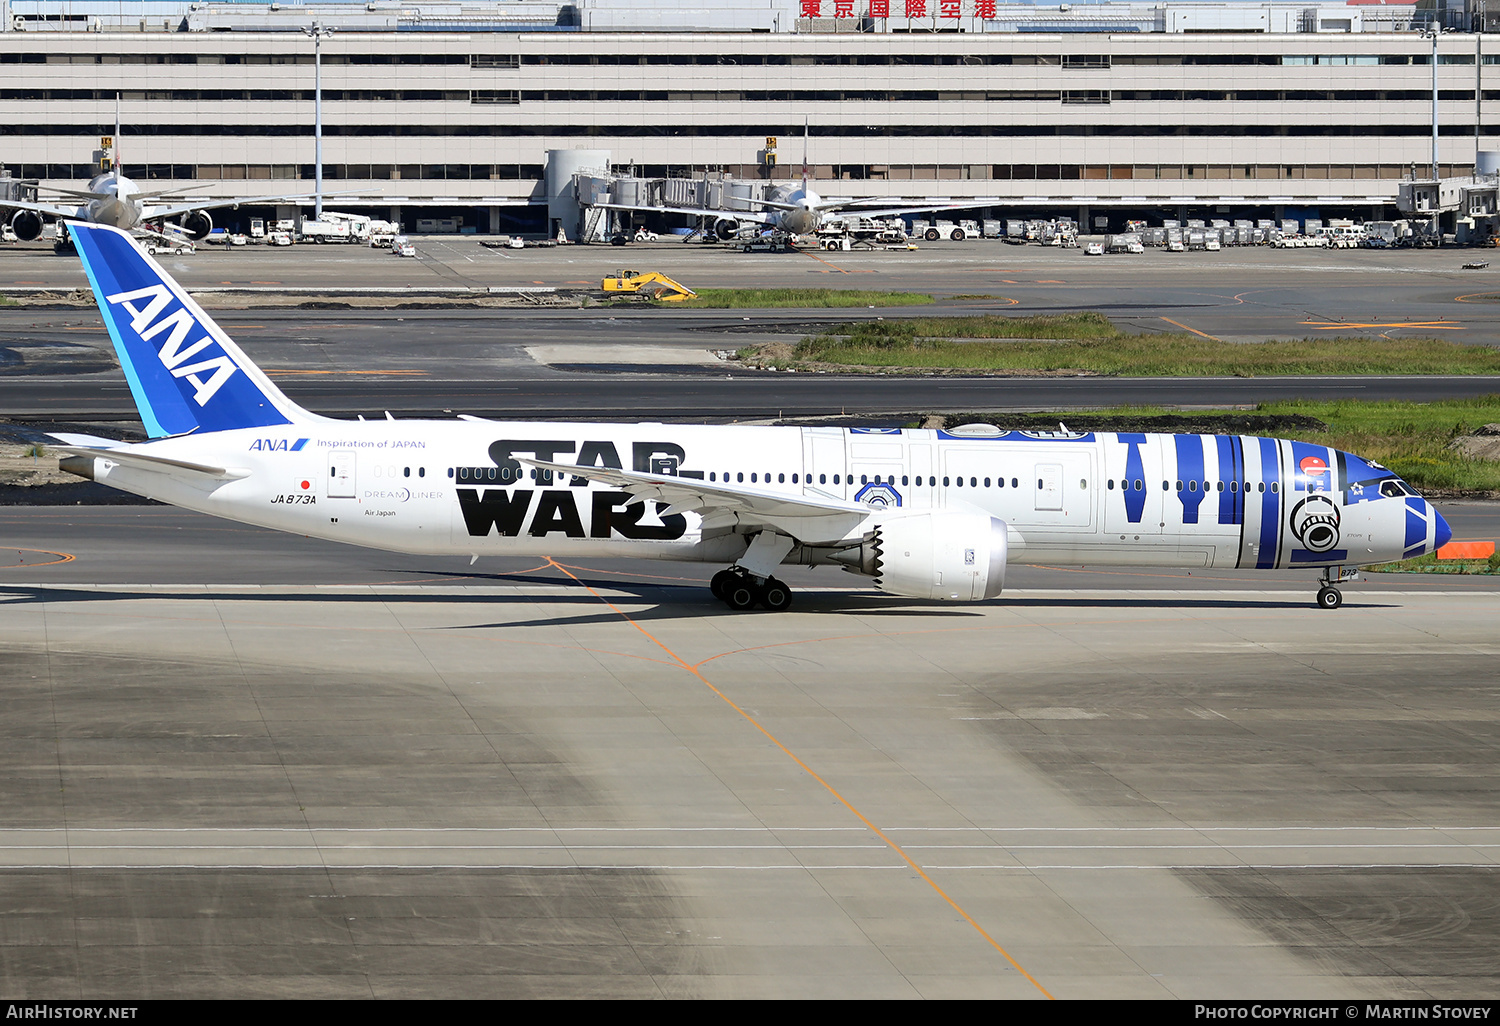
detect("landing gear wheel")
[725,577,761,611]
[710,569,736,600]
[1317,586,1343,610]
[759,578,792,611]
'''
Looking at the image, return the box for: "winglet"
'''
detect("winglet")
[68,221,314,437]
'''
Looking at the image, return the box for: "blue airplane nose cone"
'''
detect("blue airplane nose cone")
[1433,505,1452,552]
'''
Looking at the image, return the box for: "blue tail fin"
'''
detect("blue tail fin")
[69,221,311,438]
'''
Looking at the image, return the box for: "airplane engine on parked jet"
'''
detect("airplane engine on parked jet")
[10,210,44,242]
[180,211,213,241]
[713,217,740,241]
[832,511,1008,601]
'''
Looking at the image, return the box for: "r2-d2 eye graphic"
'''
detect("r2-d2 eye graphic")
[1290,494,1341,552]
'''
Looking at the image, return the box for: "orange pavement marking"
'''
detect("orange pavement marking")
[1300,320,1463,331]
[801,251,851,273]
[544,557,1056,1000]
[1161,316,1220,341]
[1437,541,1496,559]
[0,548,76,569]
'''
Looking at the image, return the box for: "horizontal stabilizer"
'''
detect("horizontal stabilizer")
[57,445,249,481]
[45,431,126,449]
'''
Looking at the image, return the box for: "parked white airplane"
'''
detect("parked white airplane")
[2,126,337,244]
[598,125,981,242]
[54,221,1450,610]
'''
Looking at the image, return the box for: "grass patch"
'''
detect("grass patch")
[749,313,1500,375]
[1365,551,1500,574]
[675,288,935,309]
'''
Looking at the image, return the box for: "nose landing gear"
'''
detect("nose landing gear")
[1316,566,1361,609]
[710,568,792,611]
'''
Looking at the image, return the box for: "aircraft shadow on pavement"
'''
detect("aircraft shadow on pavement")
[0,583,1386,632]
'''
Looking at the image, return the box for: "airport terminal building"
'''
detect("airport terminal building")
[1,0,1496,232]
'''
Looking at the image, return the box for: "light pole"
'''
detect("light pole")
[302,21,334,220]
[1426,24,1441,184]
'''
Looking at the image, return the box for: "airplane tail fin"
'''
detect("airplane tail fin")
[68,221,318,438]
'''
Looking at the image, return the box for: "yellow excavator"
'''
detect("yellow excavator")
[600,269,697,302]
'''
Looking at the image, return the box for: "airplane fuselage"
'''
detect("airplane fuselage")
[769,185,823,235]
[83,421,1442,574]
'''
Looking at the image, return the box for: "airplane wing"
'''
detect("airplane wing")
[591,201,777,225]
[149,189,378,219]
[0,198,83,219]
[521,458,872,546]
[816,199,988,218]
[54,444,249,482]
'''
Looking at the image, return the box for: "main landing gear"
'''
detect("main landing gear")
[710,568,792,611]
[1316,566,1361,610]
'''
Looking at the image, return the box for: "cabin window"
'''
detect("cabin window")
[1012,478,1019,489]
[902,476,909,486]
[1079,478,1087,490]
[1257,482,1264,493]
[403,467,410,478]
[1215,480,1222,492]
[419,467,425,478]
[970,477,977,488]
[1230,480,1238,492]
[710,472,716,481]
[447,467,454,479]
[834,474,841,484]
[778,473,785,483]
[943,476,950,487]
[1188,480,1198,492]
[997,477,1005,488]
[1270,481,1279,493]
[1134,480,1143,491]
[819,474,826,484]
[1108,479,1115,490]
[984,477,990,487]
[1176,480,1183,491]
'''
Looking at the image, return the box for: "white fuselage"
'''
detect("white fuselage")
[768,184,823,236]
[80,173,145,231]
[86,421,1440,574]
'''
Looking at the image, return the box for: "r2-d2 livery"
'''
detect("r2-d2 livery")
[54,223,1449,612]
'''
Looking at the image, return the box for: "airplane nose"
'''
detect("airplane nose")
[1433,504,1452,552]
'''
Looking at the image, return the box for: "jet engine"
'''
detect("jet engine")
[180,211,213,241]
[713,217,740,241]
[831,511,1008,601]
[10,210,44,242]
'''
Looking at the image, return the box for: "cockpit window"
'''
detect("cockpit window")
[1379,480,1410,498]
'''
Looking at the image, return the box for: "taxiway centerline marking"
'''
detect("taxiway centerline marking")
[543,556,1055,1000]
[1160,317,1221,340]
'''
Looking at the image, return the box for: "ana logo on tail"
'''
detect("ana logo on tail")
[105,284,238,406]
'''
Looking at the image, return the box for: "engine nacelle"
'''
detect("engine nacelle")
[834,511,1008,601]
[10,209,44,242]
[713,217,740,241]
[180,211,213,241]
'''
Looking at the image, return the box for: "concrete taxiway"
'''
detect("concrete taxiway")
[1,506,1497,998]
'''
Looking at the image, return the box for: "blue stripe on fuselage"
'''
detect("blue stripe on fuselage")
[1174,434,1206,524]
[1118,433,1146,524]
[1257,436,1280,568]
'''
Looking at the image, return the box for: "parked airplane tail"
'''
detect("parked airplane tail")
[68,221,318,438]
